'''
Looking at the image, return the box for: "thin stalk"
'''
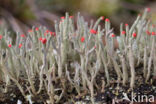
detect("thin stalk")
[128,46,135,88]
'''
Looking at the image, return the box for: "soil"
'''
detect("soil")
[0,67,156,104]
[74,66,156,104]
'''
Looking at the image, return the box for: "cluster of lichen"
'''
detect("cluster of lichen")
[0,8,155,104]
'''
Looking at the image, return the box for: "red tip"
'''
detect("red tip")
[0,35,2,39]
[90,29,97,34]
[111,33,115,37]
[35,27,39,31]
[41,38,47,44]
[105,18,110,22]
[146,30,151,35]
[49,32,56,36]
[147,8,151,12]
[125,24,128,27]
[46,30,49,33]
[121,31,126,35]
[151,32,155,35]
[19,44,22,48]
[81,37,85,42]
[132,33,137,38]
[20,34,25,38]
[70,16,73,18]
[39,37,42,41]
[61,16,65,19]
[94,45,96,49]
[44,33,47,36]
[8,44,12,48]
[101,16,105,20]
[138,13,142,16]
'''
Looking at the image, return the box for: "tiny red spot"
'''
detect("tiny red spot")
[132,33,137,38]
[121,31,126,35]
[111,33,115,37]
[53,32,56,36]
[151,32,155,35]
[19,44,22,48]
[125,24,128,27]
[90,29,97,34]
[101,16,105,20]
[49,32,56,36]
[94,45,96,49]
[41,38,47,44]
[8,44,12,48]
[36,27,39,31]
[146,30,151,35]
[46,30,49,33]
[138,13,142,16]
[81,37,85,42]
[0,35,2,39]
[20,34,25,38]
[70,16,73,18]
[61,16,65,19]
[39,37,42,41]
[105,18,110,22]
[147,8,151,12]
[50,32,53,35]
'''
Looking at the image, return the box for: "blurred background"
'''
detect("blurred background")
[0,0,156,34]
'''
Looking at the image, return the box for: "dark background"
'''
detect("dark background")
[0,0,156,34]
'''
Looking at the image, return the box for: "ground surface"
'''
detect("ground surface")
[0,67,156,104]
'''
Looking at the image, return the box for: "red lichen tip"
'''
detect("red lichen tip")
[0,35,2,39]
[50,32,53,36]
[90,29,97,34]
[146,8,151,12]
[50,32,56,36]
[125,24,128,27]
[111,33,115,37]
[121,31,126,35]
[81,37,85,42]
[46,30,49,33]
[44,33,47,36]
[18,44,22,48]
[39,37,42,41]
[69,16,73,18]
[94,45,96,49]
[35,27,39,31]
[132,33,137,38]
[8,44,12,48]
[101,16,105,20]
[20,34,25,38]
[41,38,47,44]
[105,18,110,22]
[151,32,155,36]
[61,16,65,19]
[146,30,151,35]
[53,32,56,36]
[138,13,142,16]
